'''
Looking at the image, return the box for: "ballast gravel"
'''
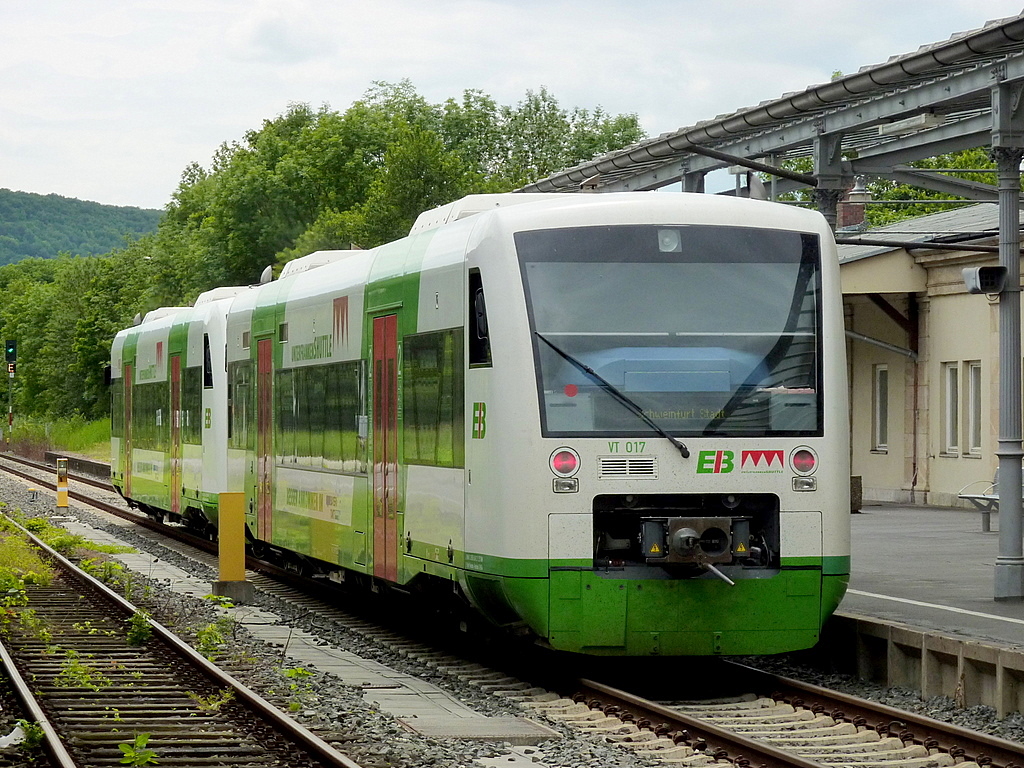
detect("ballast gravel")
[1,472,1022,767]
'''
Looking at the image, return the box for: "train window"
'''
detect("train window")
[181,366,203,445]
[469,269,491,367]
[111,377,124,438]
[203,334,214,388]
[516,225,823,438]
[131,381,170,451]
[403,329,465,467]
[275,369,296,464]
[228,361,254,450]
[273,361,367,474]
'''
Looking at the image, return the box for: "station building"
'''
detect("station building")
[839,202,1014,507]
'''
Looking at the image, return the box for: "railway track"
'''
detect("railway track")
[2,452,1023,768]
[0,512,362,768]
[504,668,1024,768]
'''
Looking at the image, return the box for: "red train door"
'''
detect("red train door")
[372,314,399,582]
[256,339,274,542]
[170,355,182,516]
[124,364,133,498]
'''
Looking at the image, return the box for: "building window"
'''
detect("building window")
[942,362,959,455]
[872,364,888,452]
[968,361,982,455]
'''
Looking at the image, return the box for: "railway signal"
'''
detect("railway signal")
[4,340,15,362]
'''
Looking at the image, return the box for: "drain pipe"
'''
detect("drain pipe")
[844,331,917,360]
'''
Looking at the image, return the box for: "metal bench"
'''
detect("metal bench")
[958,469,1003,532]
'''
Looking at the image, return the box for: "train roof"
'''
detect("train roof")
[193,286,253,306]
[409,193,563,234]
[140,306,190,324]
[278,250,364,280]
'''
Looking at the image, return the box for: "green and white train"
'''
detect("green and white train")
[111,192,850,656]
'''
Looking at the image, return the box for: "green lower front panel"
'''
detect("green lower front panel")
[489,564,841,656]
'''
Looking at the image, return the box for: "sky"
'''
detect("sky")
[3,1,1023,211]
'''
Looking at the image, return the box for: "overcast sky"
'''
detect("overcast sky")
[3,1,1023,210]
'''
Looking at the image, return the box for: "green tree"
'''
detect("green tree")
[0,81,646,420]
[358,122,470,247]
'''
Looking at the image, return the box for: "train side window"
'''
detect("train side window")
[469,269,492,367]
[203,334,214,388]
[181,366,203,444]
[404,329,465,467]
[228,360,253,450]
[111,377,124,438]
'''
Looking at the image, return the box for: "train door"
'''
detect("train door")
[170,355,181,516]
[124,363,133,498]
[256,339,273,542]
[372,314,399,582]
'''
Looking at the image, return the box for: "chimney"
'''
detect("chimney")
[837,176,870,229]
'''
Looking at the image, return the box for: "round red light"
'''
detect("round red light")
[551,449,579,477]
[792,449,816,474]
[564,384,578,398]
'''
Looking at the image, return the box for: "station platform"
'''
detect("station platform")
[841,500,1024,650]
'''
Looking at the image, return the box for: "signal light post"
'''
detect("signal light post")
[5,340,15,435]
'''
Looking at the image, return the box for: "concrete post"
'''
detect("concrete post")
[993,145,1024,601]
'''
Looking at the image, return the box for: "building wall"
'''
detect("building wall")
[844,255,1002,508]
[923,278,998,506]
[846,294,915,502]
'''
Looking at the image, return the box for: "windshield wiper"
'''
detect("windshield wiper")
[535,332,690,460]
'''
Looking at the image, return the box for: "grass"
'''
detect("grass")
[5,417,109,461]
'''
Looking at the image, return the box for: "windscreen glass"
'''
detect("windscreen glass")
[516,224,823,437]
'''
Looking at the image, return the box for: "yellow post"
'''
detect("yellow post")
[56,458,68,508]
[213,492,254,603]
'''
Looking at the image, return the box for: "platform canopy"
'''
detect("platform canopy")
[518,12,1024,232]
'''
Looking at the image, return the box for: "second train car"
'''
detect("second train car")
[111,191,850,656]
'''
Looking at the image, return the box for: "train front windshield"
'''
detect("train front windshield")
[516,224,823,438]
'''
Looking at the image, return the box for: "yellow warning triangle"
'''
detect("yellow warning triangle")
[736,543,747,553]
[649,544,661,554]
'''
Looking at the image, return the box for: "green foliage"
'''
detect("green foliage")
[15,719,45,750]
[18,516,86,557]
[118,733,159,766]
[862,148,996,226]
[0,81,643,420]
[0,532,54,592]
[0,188,161,265]
[125,611,153,646]
[53,648,111,690]
[774,147,998,227]
[281,665,315,712]
[186,688,234,713]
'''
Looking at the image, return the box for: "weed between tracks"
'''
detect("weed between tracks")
[0,501,327,764]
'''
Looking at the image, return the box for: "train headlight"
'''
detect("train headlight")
[792,476,817,492]
[553,477,579,493]
[550,447,580,477]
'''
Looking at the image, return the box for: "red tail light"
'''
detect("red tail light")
[791,447,817,475]
[550,448,580,477]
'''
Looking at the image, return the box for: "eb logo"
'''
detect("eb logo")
[697,450,733,474]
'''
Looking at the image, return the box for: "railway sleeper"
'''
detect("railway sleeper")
[753,721,860,739]
[699,706,807,724]
[722,713,840,732]
[770,729,888,749]
[847,756,958,768]
[671,696,776,712]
